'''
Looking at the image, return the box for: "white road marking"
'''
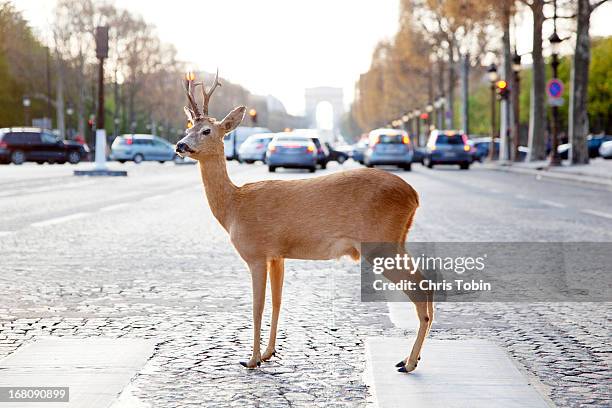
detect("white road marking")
[0,337,155,408]
[539,199,567,208]
[31,212,90,227]
[581,209,612,220]
[99,203,130,212]
[515,194,528,200]
[489,188,500,193]
[365,338,551,408]
[0,231,13,237]
[140,194,166,202]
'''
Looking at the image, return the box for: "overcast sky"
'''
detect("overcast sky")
[12,0,612,116]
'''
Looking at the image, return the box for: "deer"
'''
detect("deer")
[174,71,434,372]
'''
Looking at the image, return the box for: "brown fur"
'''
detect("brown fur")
[177,104,432,371]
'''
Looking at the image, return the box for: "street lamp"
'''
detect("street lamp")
[113,117,120,138]
[248,108,258,126]
[22,96,31,126]
[426,104,434,133]
[512,52,522,161]
[66,105,74,138]
[487,63,498,160]
[548,27,563,166]
[414,109,421,145]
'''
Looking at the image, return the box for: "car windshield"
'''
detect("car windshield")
[436,135,464,145]
[377,134,403,144]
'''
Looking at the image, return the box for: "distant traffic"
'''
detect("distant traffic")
[1,126,611,169]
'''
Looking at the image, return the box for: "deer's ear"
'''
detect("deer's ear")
[220,106,246,134]
[183,106,195,122]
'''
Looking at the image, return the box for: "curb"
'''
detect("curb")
[490,165,612,189]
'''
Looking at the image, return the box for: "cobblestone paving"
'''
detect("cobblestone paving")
[1,163,610,407]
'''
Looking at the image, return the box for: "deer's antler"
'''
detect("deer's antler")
[200,69,222,116]
[183,71,202,121]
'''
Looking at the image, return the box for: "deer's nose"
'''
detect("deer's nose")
[176,142,188,153]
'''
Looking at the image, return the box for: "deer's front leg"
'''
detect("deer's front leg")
[262,258,284,361]
[240,260,267,369]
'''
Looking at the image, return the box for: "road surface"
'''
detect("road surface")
[0,160,610,407]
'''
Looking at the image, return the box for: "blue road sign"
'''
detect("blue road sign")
[547,79,564,99]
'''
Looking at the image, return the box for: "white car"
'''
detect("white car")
[238,133,274,163]
[599,140,612,159]
[223,126,270,160]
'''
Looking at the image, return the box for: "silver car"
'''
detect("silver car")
[364,128,414,171]
[110,134,176,163]
[238,133,274,163]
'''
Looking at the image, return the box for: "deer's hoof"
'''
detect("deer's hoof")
[397,360,418,373]
[395,360,405,368]
[239,361,261,369]
[261,349,276,362]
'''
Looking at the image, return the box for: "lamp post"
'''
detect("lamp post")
[548,9,563,166]
[94,25,109,170]
[113,117,120,138]
[66,105,74,138]
[22,96,31,126]
[487,63,499,160]
[402,114,410,141]
[439,97,447,130]
[414,109,421,144]
[511,52,521,161]
[426,104,433,135]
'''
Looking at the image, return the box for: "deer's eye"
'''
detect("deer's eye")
[202,128,211,135]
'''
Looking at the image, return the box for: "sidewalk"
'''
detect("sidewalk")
[486,158,612,188]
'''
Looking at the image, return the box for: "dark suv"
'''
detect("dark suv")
[0,128,89,165]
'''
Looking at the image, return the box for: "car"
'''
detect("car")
[324,142,350,164]
[363,128,414,171]
[352,140,369,164]
[238,133,274,163]
[412,147,427,164]
[425,130,472,169]
[289,129,330,169]
[0,127,89,165]
[266,133,318,172]
[558,134,612,159]
[224,126,271,160]
[471,137,500,161]
[110,134,176,163]
[599,140,612,159]
[310,137,329,169]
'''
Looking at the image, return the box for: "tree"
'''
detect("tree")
[521,0,547,161]
[0,2,49,126]
[569,0,607,164]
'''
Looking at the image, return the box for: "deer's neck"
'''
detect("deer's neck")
[197,153,236,230]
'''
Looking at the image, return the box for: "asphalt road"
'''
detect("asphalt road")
[0,160,610,407]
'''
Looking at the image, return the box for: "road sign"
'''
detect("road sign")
[547,79,564,99]
[548,97,565,107]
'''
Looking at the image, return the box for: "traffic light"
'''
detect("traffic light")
[496,80,510,100]
[248,108,257,125]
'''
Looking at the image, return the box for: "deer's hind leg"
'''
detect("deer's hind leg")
[380,245,433,373]
[262,258,284,361]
